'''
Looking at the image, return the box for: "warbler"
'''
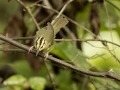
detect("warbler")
[30,16,69,56]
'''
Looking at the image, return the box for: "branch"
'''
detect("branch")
[0,49,24,52]
[1,37,120,49]
[56,0,73,18]
[16,0,41,30]
[0,34,120,82]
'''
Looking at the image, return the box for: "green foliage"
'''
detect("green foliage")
[29,77,46,90]
[90,77,120,90]
[0,0,120,90]
[3,74,46,90]
[54,70,72,90]
[24,10,36,33]
[3,74,27,86]
[10,60,33,78]
[51,42,89,69]
[82,31,120,72]
[3,74,27,90]
[0,0,19,33]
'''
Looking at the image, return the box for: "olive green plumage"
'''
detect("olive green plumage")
[33,16,69,55]
[51,16,69,36]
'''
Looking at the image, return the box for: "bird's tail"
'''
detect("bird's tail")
[51,16,69,36]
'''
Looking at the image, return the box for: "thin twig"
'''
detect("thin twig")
[103,0,120,63]
[106,45,120,63]
[56,0,73,18]
[0,49,25,52]
[43,56,56,90]
[103,0,113,50]
[63,26,77,47]
[29,0,42,8]
[0,36,34,45]
[55,39,120,48]
[81,76,89,90]
[16,0,41,30]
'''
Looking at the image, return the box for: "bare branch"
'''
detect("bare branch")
[56,0,73,18]
[0,49,25,52]
[0,34,120,82]
[16,0,41,30]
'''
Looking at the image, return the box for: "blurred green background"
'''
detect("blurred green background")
[0,0,120,90]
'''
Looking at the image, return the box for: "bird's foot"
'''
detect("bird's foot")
[28,46,34,53]
[36,50,40,56]
[44,52,49,60]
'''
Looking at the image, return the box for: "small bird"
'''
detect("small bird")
[30,16,69,56]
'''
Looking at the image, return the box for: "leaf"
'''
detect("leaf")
[3,74,27,86]
[10,60,33,78]
[29,77,46,90]
[51,42,89,69]
[90,77,120,89]
[54,70,72,90]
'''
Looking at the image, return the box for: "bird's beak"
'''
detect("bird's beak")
[36,50,39,56]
